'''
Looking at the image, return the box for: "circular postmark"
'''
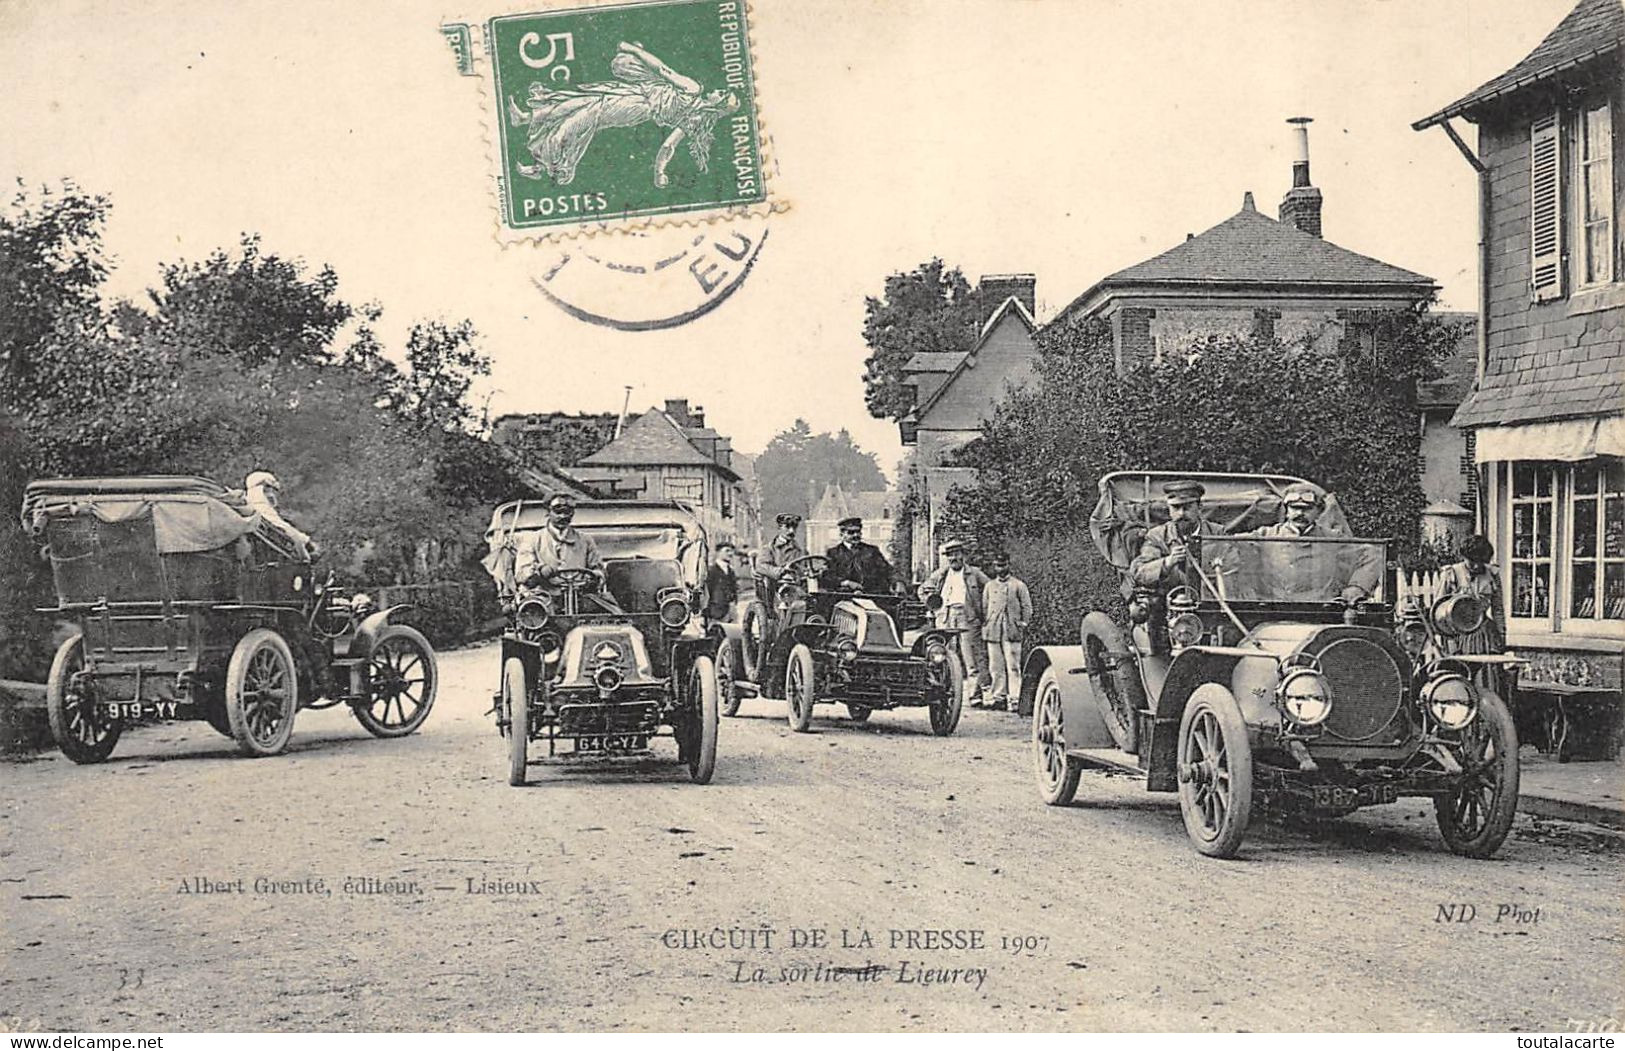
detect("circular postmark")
[528,215,769,331]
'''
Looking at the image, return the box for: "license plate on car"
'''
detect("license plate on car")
[1312,784,1397,807]
[102,701,186,721]
[574,734,648,753]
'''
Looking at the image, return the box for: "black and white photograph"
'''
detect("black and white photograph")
[1,0,1622,1037]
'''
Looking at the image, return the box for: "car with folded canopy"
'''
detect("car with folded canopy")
[21,476,437,761]
[483,499,721,785]
[1021,470,1523,859]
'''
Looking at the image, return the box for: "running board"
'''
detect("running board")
[1067,746,1144,776]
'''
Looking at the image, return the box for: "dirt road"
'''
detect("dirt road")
[3,640,1621,1032]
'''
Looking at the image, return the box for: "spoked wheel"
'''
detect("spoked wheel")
[686,656,720,784]
[46,634,121,764]
[740,601,768,682]
[1080,612,1143,753]
[928,649,964,736]
[1033,666,1081,805]
[225,628,298,758]
[504,657,530,787]
[785,644,816,732]
[718,639,743,718]
[845,704,872,723]
[353,625,438,738]
[1434,690,1520,858]
[1176,685,1253,858]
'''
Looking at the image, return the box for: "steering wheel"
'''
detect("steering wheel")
[551,568,599,590]
[781,555,829,584]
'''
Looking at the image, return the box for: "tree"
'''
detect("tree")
[860,259,989,421]
[754,419,887,518]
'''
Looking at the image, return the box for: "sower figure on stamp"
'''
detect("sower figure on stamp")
[981,553,1032,714]
[918,539,992,706]
[508,41,740,189]
[820,516,896,595]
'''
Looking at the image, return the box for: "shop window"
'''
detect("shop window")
[1570,460,1625,620]
[1510,463,1555,618]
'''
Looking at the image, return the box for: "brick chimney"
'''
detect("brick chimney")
[1279,117,1323,237]
[977,274,1036,324]
[663,398,692,426]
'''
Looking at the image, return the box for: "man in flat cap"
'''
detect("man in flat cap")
[820,516,896,594]
[1249,482,1379,603]
[514,492,608,604]
[919,539,992,705]
[755,512,807,607]
[1130,480,1222,594]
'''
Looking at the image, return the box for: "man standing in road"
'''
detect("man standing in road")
[821,516,896,594]
[981,553,1032,714]
[918,539,992,706]
[705,541,740,623]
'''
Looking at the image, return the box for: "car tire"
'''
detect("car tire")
[719,638,743,718]
[687,655,720,784]
[1176,684,1253,858]
[225,628,298,758]
[785,644,816,733]
[1080,611,1143,754]
[505,657,529,787]
[929,647,964,737]
[845,703,871,723]
[46,634,121,765]
[740,601,768,683]
[353,624,438,738]
[1033,665,1082,806]
[1434,690,1520,859]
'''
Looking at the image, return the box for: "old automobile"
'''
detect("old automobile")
[1020,470,1522,859]
[484,499,721,786]
[22,476,438,761]
[737,555,963,734]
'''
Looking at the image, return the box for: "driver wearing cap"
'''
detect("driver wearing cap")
[1130,480,1222,593]
[515,493,605,600]
[244,471,319,561]
[758,513,807,583]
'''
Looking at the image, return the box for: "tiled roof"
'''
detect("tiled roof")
[1451,313,1625,427]
[913,296,1038,420]
[904,352,968,373]
[1419,312,1480,408]
[1414,0,1624,129]
[1062,200,1433,319]
[577,409,720,469]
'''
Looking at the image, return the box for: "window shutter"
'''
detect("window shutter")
[1530,111,1564,301]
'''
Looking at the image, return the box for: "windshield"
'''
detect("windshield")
[1196,536,1386,604]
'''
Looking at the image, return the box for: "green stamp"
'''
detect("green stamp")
[487,0,767,233]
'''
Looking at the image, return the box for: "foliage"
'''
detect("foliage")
[754,418,887,519]
[860,259,989,422]
[888,460,923,574]
[0,184,526,679]
[943,310,1469,636]
[496,414,619,474]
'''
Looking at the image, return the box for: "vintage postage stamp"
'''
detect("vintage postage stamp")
[482,0,775,240]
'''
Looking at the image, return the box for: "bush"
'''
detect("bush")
[376,582,475,648]
[1000,532,1126,647]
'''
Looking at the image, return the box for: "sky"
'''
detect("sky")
[0,0,1579,478]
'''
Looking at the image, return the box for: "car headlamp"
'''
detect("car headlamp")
[593,664,624,692]
[1278,667,1333,726]
[1168,612,1204,649]
[1395,620,1428,657]
[659,594,691,629]
[1431,593,1487,638]
[516,598,551,632]
[1421,673,1477,730]
[925,641,948,664]
[837,640,859,663]
[349,592,376,617]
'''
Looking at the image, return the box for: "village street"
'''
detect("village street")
[2,641,1622,1033]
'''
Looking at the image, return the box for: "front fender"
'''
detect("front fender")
[1019,645,1115,747]
[1145,647,1273,791]
[349,604,413,659]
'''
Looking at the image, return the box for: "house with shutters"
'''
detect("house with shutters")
[895,274,1040,578]
[569,399,760,547]
[1414,0,1623,756]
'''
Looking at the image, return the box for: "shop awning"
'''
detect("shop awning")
[1474,415,1625,463]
